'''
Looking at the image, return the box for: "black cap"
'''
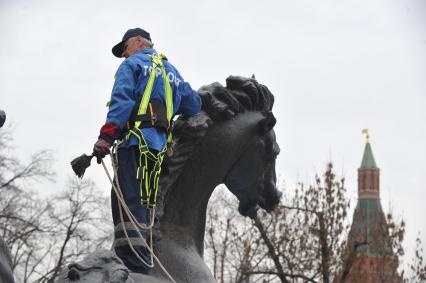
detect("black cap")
[112,28,152,58]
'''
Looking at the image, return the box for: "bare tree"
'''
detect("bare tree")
[0,128,55,282]
[206,163,351,282]
[0,128,111,283]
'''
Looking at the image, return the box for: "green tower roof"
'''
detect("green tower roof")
[360,142,377,168]
[350,198,392,256]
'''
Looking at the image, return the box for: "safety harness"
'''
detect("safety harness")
[123,53,173,208]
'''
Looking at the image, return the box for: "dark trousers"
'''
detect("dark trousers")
[111,146,156,273]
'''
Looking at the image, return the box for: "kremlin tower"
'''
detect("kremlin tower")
[338,130,402,283]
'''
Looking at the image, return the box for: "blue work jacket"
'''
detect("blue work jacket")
[103,48,201,151]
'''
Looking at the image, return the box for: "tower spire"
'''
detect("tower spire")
[358,130,380,199]
[360,129,377,169]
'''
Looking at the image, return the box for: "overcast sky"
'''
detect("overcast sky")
[1,0,425,264]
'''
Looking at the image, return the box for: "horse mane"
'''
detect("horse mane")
[157,76,275,211]
[197,75,275,122]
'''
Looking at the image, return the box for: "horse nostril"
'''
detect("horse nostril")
[68,267,80,281]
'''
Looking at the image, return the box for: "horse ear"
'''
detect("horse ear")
[258,111,276,135]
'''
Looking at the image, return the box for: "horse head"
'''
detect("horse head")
[224,110,281,218]
[191,76,282,219]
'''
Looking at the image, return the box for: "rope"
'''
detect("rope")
[101,150,177,283]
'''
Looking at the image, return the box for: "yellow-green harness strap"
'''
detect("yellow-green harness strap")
[134,54,173,133]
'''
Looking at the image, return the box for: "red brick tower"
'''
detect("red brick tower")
[338,131,402,283]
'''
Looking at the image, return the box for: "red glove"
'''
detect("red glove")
[93,139,112,164]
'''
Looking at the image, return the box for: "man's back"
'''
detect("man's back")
[102,48,201,151]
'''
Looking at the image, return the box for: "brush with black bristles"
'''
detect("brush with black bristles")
[71,153,95,178]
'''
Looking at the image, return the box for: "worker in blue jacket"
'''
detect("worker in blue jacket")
[93,28,201,273]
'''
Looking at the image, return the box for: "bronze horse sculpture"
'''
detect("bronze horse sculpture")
[58,76,282,283]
